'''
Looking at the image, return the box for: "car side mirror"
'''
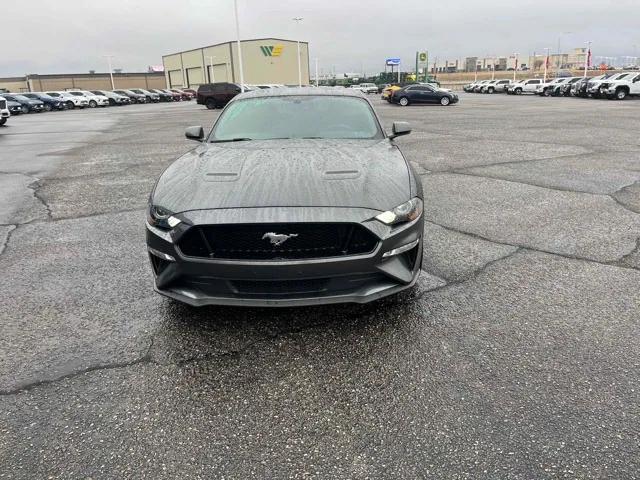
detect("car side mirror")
[389,121,411,139]
[185,126,204,141]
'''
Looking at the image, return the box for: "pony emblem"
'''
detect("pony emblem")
[262,232,298,246]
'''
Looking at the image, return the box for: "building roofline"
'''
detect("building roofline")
[162,38,308,58]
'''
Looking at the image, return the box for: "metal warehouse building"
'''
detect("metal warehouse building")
[162,38,310,88]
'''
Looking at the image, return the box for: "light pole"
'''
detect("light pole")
[207,56,216,83]
[556,31,571,75]
[292,17,303,87]
[233,0,245,92]
[104,55,115,89]
[315,57,319,86]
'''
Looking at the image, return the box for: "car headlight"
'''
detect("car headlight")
[375,198,423,225]
[148,205,181,229]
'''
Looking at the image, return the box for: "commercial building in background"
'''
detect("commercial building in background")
[162,38,310,88]
[0,72,166,93]
[529,48,589,71]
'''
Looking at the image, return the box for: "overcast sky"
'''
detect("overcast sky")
[2,0,639,76]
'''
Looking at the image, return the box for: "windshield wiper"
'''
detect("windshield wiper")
[210,137,253,143]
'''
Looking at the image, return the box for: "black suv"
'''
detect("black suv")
[197,82,242,109]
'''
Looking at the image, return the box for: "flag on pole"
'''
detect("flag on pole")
[587,47,592,68]
[545,53,550,69]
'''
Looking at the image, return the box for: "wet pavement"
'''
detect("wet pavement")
[1,94,639,479]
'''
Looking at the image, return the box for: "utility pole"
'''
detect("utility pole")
[104,55,115,89]
[293,17,303,87]
[233,0,245,92]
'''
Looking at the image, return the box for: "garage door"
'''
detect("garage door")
[207,64,231,83]
[168,70,183,88]
[186,67,204,87]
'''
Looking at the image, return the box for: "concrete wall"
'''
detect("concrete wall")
[163,38,310,88]
[0,73,166,93]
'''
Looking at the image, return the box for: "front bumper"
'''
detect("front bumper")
[146,207,423,307]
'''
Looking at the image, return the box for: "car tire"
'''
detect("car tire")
[440,96,451,106]
[616,89,628,100]
[0,118,6,126]
[487,87,494,94]
[66,101,74,109]
[108,99,116,106]
[206,98,216,109]
[88,100,97,108]
[22,105,30,114]
[543,88,551,97]
[398,97,409,106]
[515,88,522,95]
[44,104,52,112]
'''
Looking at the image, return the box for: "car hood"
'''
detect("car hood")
[152,139,412,214]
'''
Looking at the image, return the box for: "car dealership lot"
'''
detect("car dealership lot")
[1,94,640,478]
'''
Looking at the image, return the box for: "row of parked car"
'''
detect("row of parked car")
[0,87,197,125]
[463,71,640,100]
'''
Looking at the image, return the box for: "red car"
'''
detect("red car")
[170,88,194,101]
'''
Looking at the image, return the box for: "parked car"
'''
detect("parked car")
[390,84,458,106]
[196,82,242,109]
[535,78,569,96]
[90,90,131,106]
[129,88,160,103]
[160,89,183,101]
[0,93,45,113]
[483,79,511,93]
[570,77,592,97]
[63,90,109,108]
[146,88,422,306]
[112,89,147,104]
[0,96,9,125]
[587,72,630,97]
[382,84,402,101]
[5,99,23,115]
[46,91,89,109]
[21,92,66,111]
[148,89,175,102]
[555,77,583,96]
[506,79,542,95]
[472,80,492,92]
[601,72,640,100]
[170,88,194,100]
[182,88,198,96]
[358,83,378,94]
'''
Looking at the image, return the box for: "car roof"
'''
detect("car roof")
[234,86,366,100]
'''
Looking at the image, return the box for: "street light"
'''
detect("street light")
[233,0,245,92]
[292,17,303,87]
[556,31,571,74]
[103,55,115,89]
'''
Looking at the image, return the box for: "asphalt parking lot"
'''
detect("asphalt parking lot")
[1,93,640,479]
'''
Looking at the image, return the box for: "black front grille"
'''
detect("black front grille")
[178,223,378,260]
[231,278,329,295]
[0,99,6,110]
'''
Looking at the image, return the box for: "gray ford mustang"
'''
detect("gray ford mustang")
[146,88,423,306]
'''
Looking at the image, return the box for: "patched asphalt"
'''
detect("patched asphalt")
[1,93,639,479]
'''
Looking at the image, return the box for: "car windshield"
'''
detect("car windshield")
[13,95,30,101]
[210,95,382,141]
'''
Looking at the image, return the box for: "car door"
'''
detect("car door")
[416,85,440,103]
[525,80,540,92]
[630,74,640,94]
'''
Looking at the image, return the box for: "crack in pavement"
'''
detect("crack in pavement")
[424,219,640,273]
[0,224,17,256]
[0,317,342,396]
[438,170,640,217]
